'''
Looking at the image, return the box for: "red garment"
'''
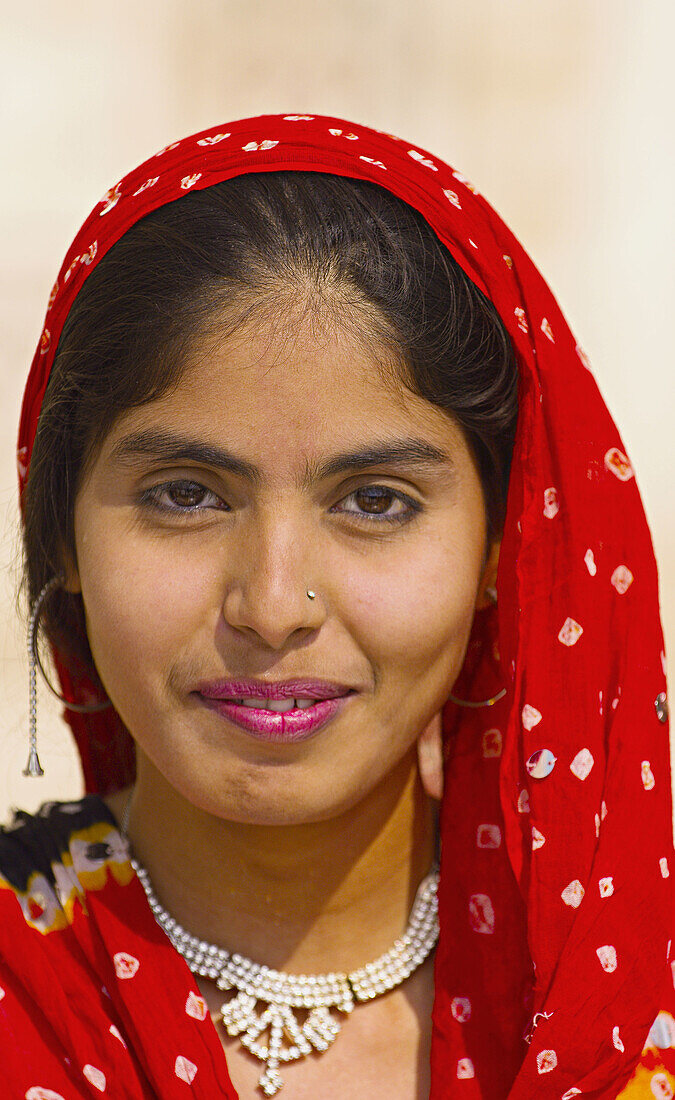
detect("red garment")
[0,799,672,1098]
[8,114,674,1097]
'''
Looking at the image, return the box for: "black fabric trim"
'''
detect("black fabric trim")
[0,794,117,893]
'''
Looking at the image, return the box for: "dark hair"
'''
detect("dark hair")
[23,171,518,678]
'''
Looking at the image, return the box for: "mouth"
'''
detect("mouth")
[218,695,321,711]
[194,681,357,743]
[196,678,353,700]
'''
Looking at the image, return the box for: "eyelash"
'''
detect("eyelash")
[138,479,422,525]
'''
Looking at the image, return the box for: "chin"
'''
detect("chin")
[199,771,369,828]
[225,792,355,828]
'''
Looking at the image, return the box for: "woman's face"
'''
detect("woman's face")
[71,308,497,825]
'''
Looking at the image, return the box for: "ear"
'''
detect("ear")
[475,538,500,611]
[416,710,444,801]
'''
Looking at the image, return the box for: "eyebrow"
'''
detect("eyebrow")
[110,428,454,486]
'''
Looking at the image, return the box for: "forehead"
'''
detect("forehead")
[104,309,470,463]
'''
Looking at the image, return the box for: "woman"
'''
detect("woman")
[1,114,672,1098]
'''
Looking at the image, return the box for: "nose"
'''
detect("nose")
[221,516,326,649]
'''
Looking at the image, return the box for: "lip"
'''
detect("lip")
[196,678,354,701]
[197,694,354,743]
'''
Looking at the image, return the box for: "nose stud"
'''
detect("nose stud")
[306,590,316,600]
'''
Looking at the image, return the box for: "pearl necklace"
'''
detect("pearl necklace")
[122,798,439,1096]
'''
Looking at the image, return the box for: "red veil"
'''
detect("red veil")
[14,115,674,1097]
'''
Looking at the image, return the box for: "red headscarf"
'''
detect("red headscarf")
[17,114,674,1097]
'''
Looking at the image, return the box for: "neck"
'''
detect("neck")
[115,748,436,974]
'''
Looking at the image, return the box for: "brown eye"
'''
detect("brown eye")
[166,481,208,508]
[353,487,399,514]
[334,485,420,524]
[140,479,226,515]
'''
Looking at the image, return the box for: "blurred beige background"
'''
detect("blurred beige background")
[1,0,673,825]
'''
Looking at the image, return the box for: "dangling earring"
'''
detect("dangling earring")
[447,584,504,709]
[23,577,111,778]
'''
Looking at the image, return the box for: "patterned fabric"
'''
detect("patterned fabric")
[0,798,237,1097]
[12,114,675,1096]
[0,798,672,1098]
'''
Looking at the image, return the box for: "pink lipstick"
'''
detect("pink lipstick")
[195,679,356,743]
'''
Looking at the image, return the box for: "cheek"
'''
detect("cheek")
[343,526,483,682]
[75,518,218,691]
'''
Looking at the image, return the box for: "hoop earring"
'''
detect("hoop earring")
[23,577,111,778]
[447,583,502,708]
[447,687,507,709]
